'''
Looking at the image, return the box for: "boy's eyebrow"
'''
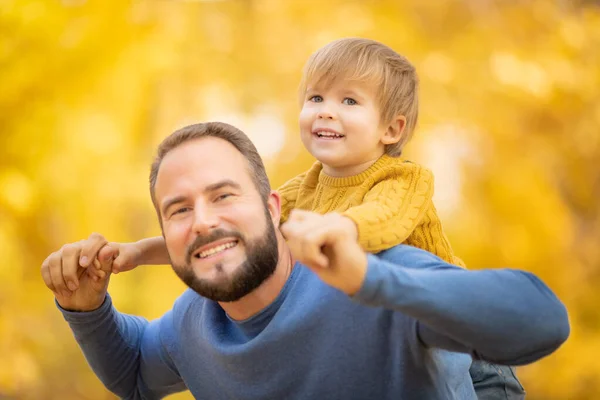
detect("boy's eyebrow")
[161,180,241,214]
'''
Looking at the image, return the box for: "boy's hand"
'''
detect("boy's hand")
[107,242,143,274]
[81,242,143,276]
[281,210,367,296]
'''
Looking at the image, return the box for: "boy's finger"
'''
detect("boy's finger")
[97,246,115,274]
[98,244,119,264]
[79,233,108,267]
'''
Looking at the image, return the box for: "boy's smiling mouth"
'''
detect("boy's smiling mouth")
[313,128,345,139]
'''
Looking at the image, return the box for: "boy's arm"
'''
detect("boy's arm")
[277,172,307,224]
[89,237,170,275]
[343,163,433,253]
[135,237,171,266]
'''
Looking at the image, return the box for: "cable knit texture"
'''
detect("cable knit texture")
[278,154,465,266]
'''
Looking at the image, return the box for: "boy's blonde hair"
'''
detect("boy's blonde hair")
[299,38,419,157]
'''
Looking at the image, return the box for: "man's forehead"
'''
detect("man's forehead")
[155,137,250,192]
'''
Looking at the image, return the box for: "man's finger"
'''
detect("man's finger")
[79,232,108,268]
[61,242,82,292]
[41,256,56,292]
[284,218,330,269]
[301,230,329,269]
[287,209,314,223]
[48,249,69,297]
[87,263,106,282]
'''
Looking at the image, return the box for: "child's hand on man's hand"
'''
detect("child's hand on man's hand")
[80,242,143,278]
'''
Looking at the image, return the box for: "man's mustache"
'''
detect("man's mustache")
[186,229,244,264]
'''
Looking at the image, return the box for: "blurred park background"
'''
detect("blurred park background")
[1,0,599,399]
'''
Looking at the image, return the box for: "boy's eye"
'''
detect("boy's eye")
[342,97,357,105]
[309,95,323,103]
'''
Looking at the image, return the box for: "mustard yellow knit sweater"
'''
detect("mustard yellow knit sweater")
[278,154,465,267]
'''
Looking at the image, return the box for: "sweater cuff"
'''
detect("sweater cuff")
[352,254,385,305]
[57,294,112,325]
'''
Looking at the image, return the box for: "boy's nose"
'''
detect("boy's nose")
[317,108,335,120]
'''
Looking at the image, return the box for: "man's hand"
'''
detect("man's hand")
[280,210,367,296]
[41,233,117,312]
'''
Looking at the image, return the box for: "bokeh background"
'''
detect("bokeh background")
[2,0,599,399]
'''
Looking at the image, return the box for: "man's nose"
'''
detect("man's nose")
[191,205,219,235]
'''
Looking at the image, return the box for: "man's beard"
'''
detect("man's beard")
[171,209,279,302]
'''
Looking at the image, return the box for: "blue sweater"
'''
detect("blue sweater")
[60,245,569,400]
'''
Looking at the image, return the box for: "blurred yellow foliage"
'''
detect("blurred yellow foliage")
[1,0,599,399]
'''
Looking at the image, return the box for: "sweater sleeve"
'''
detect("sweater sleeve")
[277,172,307,224]
[59,294,186,400]
[352,246,570,366]
[343,163,433,253]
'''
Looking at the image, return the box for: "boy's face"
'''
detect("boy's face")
[299,79,390,177]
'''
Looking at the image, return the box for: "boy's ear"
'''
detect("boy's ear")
[381,115,406,145]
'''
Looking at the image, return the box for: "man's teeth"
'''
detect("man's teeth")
[316,131,344,138]
[196,242,237,259]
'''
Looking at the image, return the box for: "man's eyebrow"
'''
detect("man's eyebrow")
[205,180,242,193]
[160,180,242,215]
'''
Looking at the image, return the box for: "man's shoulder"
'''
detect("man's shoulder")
[171,288,205,319]
[156,289,205,346]
[375,245,457,271]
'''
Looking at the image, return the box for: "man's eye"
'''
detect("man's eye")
[216,193,232,202]
[342,97,357,105]
[173,207,190,216]
[309,95,323,103]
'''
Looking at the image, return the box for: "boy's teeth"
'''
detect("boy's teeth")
[316,131,344,138]
[197,241,237,258]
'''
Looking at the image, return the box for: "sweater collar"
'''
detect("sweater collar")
[318,154,394,188]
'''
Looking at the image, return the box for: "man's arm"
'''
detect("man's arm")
[354,246,569,365]
[41,233,186,400]
[60,295,186,399]
[281,210,570,367]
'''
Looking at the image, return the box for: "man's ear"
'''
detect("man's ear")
[267,190,282,226]
[381,115,406,145]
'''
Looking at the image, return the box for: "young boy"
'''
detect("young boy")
[85,38,525,399]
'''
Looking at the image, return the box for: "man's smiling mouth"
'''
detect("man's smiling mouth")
[194,240,239,259]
